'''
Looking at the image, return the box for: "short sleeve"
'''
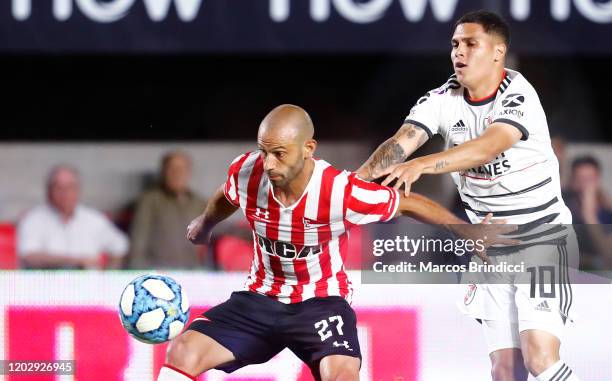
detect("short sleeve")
[224,153,248,207]
[492,92,532,141]
[344,175,400,225]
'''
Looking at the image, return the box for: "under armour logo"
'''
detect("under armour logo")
[333,341,353,351]
[255,208,270,219]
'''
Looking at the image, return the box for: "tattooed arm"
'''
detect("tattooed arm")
[356,123,430,181]
[381,123,523,195]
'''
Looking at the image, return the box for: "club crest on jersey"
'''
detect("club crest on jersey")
[464,284,477,305]
[256,233,323,259]
[303,217,327,229]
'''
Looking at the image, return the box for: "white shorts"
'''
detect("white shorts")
[458,227,578,353]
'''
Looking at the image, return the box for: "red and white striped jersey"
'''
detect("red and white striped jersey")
[224,151,400,304]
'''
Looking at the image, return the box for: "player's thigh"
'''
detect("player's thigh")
[514,244,570,341]
[482,319,521,353]
[318,354,360,381]
[166,330,235,374]
[283,297,361,366]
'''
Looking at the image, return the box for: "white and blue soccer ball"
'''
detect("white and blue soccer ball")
[119,274,190,344]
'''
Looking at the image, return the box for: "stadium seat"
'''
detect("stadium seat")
[214,235,253,271]
[0,223,17,269]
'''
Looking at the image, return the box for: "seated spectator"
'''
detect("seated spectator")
[18,165,128,269]
[563,156,612,269]
[128,151,207,269]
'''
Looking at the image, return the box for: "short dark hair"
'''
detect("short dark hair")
[571,156,601,173]
[456,10,510,46]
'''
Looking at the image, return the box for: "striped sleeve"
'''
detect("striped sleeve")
[344,174,400,225]
[223,153,250,207]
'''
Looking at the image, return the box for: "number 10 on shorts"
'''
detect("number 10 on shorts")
[314,315,344,341]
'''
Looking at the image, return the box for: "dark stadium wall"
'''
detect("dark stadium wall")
[0,55,609,143]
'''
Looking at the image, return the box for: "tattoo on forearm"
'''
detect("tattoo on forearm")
[362,139,406,179]
[434,160,450,171]
[359,123,427,180]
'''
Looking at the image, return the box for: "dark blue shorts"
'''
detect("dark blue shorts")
[187,291,361,373]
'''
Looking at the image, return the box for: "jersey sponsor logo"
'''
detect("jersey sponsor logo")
[450,119,468,133]
[466,151,511,177]
[502,93,525,108]
[256,233,323,259]
[497,108,525,118]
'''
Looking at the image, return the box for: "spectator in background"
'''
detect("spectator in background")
[128,151,207,269]
[17,165,128,269]
[564,156,612,268]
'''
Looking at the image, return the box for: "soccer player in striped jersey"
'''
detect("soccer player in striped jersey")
[156,104,513,381]
[357,10,579,381]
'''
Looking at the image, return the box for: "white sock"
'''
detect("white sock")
[535,360,580,381]
[157,365,196,381]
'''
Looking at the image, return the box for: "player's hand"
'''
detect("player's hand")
[186,215,211,245]
[451,214,520,263]
[379,159,425,196]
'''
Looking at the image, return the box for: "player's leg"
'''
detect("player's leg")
[158,291,285,380]
[159,330,235,380]
[516,238,581,381]
[283,296,362,381]
[317,354,360,381]
[461,280,527,381]
[519,329,579,380]
[483,320,528,381]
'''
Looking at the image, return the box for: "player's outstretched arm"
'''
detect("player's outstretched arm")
[356,122,429,181]
[396,192,465,226]
[381,123,522,195]
[186,184,238,245]
[396,192,518,262]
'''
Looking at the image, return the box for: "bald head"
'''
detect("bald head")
[257,104,317,188]
[258,104,314,144]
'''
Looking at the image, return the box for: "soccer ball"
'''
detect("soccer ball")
[119,274,190,344]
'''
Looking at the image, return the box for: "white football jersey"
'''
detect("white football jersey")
[405,69,571,226]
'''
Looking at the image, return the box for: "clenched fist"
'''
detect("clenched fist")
[186,214,211,245]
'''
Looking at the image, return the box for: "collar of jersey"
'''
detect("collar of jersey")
[269,158,318,210]
[463,70,507,106]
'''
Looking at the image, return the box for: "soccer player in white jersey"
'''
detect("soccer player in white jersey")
[156,104,512,381]
[357,10,579,381]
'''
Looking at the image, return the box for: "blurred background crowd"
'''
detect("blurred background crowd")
[0,0,611,272]
[1,139,610,272]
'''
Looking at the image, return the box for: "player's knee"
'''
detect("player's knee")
[165,335,202,373]
[491,361,516,381]
[523,352,557,376]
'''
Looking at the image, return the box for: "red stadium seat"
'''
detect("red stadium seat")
[0,223,17,269]
[214,235,253,271]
